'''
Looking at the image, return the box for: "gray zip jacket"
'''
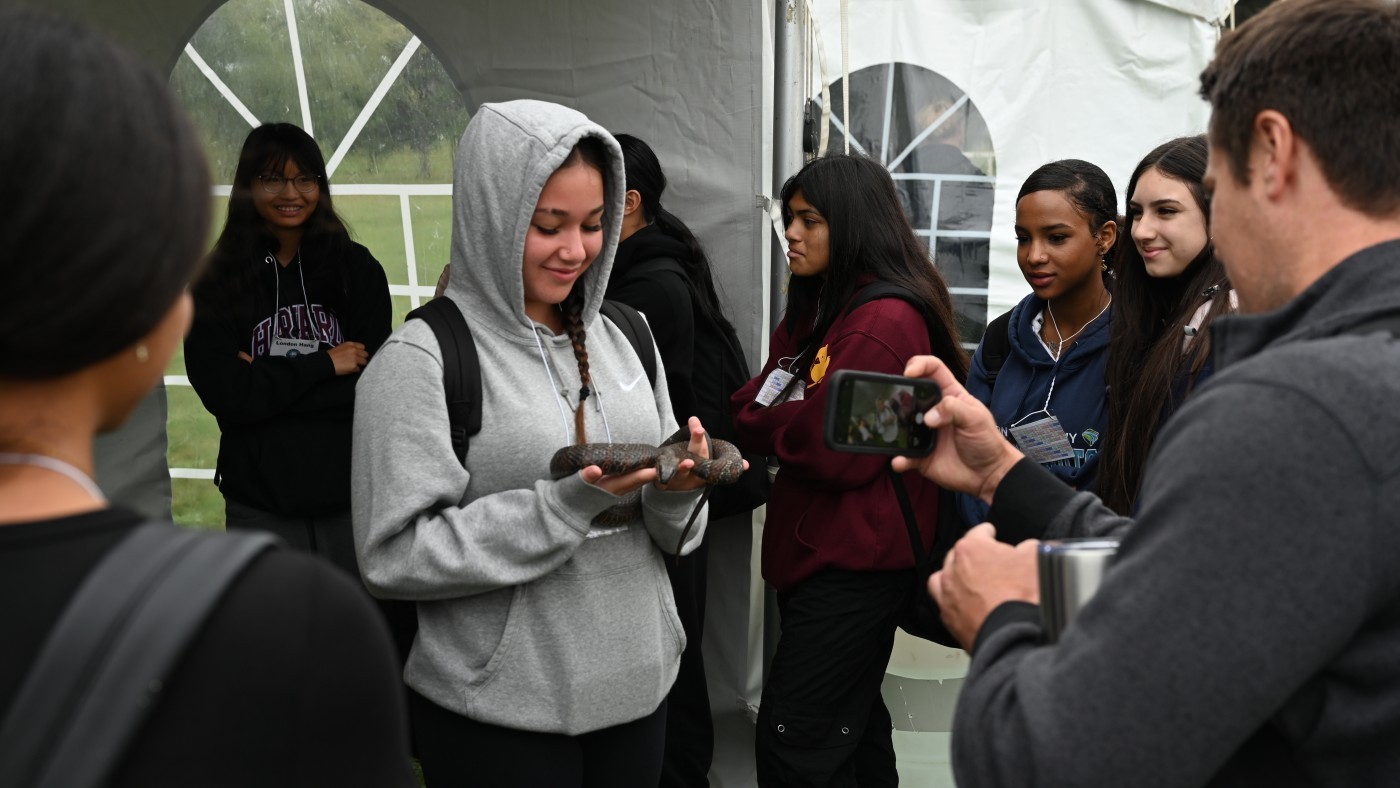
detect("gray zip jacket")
[351,100,706,735]
[956,240,1400,786]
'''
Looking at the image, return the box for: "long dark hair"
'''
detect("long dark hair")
[1016,159,1121,283]
[780,154,968,384]
[195,123,353,316]
[1100,135,1231,515]
[0,9,209,379]
[614,133,740,343]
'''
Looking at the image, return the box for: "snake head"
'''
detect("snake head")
[656,452,682,484]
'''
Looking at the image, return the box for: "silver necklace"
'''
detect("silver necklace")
[0,452,107,502]
[1045,294,1112,361]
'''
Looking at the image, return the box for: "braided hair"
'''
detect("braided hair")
[554,137,610,445]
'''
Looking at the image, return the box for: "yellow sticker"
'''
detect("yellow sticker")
[810,344,831,384]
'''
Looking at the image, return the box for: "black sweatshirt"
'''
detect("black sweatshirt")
[185,238,391,516]
[0,508,413,787]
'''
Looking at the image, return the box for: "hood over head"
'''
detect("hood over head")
[445,100,625,335]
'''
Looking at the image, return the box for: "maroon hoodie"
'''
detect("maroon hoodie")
[732,295,942,591]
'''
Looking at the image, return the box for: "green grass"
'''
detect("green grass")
[169,194,451,528]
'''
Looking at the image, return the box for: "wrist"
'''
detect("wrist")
[978,447,1025,505]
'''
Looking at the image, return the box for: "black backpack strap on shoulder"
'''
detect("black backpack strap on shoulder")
[600,299,658,390]
[981,308,1014,390]
[407,297,481,465]
[845,282,923,318]
[0,523,277,788]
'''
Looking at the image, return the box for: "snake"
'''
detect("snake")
[548,428,746,550]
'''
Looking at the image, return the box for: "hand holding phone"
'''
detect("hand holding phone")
[824,369,941,456]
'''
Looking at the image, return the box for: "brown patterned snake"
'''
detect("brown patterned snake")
[549,428,745,551]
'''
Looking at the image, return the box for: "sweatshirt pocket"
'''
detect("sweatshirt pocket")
[467,542,683,734]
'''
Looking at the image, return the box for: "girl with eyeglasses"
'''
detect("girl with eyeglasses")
[185,123,391,578]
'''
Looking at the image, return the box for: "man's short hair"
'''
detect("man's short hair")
[1199,0,1400,216]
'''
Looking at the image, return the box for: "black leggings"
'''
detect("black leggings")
[409,690,667,788]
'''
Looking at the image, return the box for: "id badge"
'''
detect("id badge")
[755,368,805,406]
[270,336,321,359]
[1007,414,1076,464]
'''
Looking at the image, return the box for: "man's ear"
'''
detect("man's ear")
[1253,109,1296,201]
[623,189,643,217]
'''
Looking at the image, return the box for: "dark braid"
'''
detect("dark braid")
[562,284,592,444]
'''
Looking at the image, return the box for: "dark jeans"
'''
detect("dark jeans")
[409,690,667,787]
[756,568,912,788]
[661,540,715,787]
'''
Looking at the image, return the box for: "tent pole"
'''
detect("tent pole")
[770,0,804,335]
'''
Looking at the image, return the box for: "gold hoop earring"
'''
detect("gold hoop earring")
[135,344,149,363]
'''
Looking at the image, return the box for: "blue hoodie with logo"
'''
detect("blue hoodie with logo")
[959,293,1112,528]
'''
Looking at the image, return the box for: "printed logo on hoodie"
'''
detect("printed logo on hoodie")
[250,303,343,358]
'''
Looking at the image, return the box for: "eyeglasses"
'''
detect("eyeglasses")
[257,173,320,194]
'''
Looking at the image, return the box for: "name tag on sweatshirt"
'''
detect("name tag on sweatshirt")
[756,368,805,406]
[269,336,321,359]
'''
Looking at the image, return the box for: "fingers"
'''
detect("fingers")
[584,466,660,495]
[685,416,710,459]
[903,355,967,399]
[237,351,253,363]
[965,522,998,542]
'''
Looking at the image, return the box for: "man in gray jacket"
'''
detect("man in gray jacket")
[894,1,1400,785]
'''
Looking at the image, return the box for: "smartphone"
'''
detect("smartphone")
[824,369,941,456]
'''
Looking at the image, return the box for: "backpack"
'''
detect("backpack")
[980,308,1014,390]
[611,257,770,520]
[0,525,277,788]
[378,297,661,666]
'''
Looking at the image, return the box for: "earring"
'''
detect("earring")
[135,343,149,363]
[1099,255,1108,273]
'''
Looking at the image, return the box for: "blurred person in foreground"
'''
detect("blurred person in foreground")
[0,10,412,786]
[894,1,1400,785]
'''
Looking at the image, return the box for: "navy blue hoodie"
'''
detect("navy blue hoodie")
[960,293,1111,527]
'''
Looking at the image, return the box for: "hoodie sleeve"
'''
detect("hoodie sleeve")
[353,331,651,600]
[344,245,392,356]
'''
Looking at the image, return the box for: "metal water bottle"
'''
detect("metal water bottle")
[1038,537,1121,643]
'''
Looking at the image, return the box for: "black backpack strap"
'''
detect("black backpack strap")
[600,299,658,390]
[0,524,277,788]
[980,308,1014,390]
[407,297,481,465]
[887,468,960,646]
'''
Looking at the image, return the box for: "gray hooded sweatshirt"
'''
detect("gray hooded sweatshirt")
[351,100,706,735]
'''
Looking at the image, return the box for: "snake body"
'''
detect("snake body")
[549,428,745,527]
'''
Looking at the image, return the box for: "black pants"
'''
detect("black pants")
[756,568,912,788]
[223,499,359,578]
[660,539,715,787]
[410,690,667,788]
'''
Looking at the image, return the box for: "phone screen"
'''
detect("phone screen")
[825,370,941,456]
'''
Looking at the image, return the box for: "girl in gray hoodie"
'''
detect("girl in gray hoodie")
[351,101,713,786]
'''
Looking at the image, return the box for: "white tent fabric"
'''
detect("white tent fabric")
[807,0,1217,320]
